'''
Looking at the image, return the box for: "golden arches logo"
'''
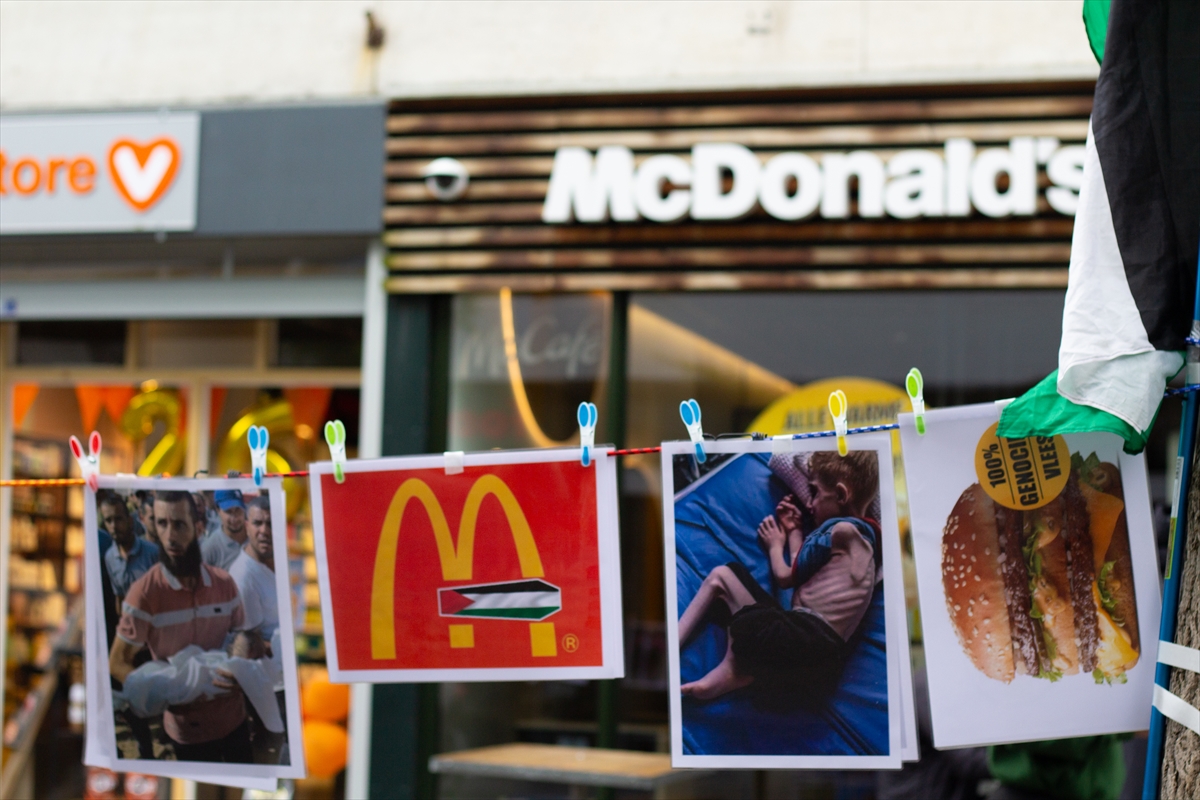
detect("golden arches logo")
[370,474,546,660]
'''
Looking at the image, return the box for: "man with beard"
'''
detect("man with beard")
[99,490,160,610]
[110,490,251,763]
[201,490,248,570]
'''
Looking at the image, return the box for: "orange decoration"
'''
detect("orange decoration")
[210,387,227,439]
[301,668,350,722]
[302,721,348,779]
[102,386,137,427]
[75,385,107,432]
[12,384,39,428]
[284,387,333,440]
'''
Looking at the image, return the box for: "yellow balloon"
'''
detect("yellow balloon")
[121,390,186,477]
[216,398,306,519]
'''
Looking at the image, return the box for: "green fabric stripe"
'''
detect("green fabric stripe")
[996,371,1152,455]
[1082,0,1110,65]
[451,606,560,620]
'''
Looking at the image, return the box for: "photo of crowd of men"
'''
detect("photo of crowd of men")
[91,484,293,767]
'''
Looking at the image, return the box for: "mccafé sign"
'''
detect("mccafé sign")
[541,137,1084,224]
[0,112,199,234]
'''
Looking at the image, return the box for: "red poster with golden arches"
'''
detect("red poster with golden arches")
[309,449,624,682]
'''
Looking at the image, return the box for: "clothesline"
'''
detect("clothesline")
[3,384,1198,487]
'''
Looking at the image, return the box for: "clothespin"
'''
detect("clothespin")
[247,425,269,487]
[69,431,102,492]
[577,402,598,467]
[679,399,706,463]
[828,390,849,457]
[906,368,927,435]
[324,420,347,484]
[444,451,465,475]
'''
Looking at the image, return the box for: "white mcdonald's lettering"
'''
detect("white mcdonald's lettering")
[370,475,545,660]
[540,137,1086,224]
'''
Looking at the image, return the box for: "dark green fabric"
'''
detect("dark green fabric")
[989,736,1127,800]
[1082,0,1110,64]
[997,371,1153,455]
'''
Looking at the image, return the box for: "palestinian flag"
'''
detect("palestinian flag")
[999,0,1198,454]
[437,579,562,620]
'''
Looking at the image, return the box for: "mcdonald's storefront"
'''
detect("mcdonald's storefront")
[362,79,1182,797]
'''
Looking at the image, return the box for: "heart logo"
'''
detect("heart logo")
[107,138,180,212]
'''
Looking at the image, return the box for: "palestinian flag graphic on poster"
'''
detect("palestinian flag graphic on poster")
[999,0,1198,453]
[438,579,562,620]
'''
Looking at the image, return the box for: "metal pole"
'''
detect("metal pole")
[1142,257,1200,799]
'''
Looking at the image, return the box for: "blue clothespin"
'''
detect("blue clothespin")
[828,390,849,457]
[324,420,347,483]
[247,425,269,487]
[679,399,706,463]
[906,368,927,435]
[577,402,598,467]
[69,431,102,491]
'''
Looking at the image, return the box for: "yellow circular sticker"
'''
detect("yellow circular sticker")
[974,422,1070,510]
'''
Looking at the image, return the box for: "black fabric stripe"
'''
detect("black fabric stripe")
[1093,0,1199,349]
[455,579,556,595]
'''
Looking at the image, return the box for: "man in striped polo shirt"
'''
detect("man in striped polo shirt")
[109,490,251,763]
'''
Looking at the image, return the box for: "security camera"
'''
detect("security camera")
[423,157,469,201]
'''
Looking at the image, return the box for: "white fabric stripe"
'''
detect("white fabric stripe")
[144,594,241,628]
[1057,120,1182,431]
[122,603,153,622]
[1153,685,1200,735]
[1158,641,1200,674]
[459,591,561,610]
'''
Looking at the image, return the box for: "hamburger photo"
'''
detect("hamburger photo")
[942,452,1139,684]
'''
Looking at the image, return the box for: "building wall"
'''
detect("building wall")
[1,0,1098,111]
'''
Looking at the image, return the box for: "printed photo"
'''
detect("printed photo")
[900,404,1161,748]
[662,435,907,769]
[308,447,624,683]
[84,477,305,781]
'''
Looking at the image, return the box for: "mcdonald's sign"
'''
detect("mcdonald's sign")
[309,448,624,682]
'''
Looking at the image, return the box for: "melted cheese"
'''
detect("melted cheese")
[1079,483,1125,571]
[1092,582,1138,676]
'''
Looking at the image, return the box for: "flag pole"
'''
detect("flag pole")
[1142,256,1200,799]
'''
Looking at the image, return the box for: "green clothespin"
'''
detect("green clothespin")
[906,368,926,435]
[324,420,347,483]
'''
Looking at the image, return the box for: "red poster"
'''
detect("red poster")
[309,448,623,682]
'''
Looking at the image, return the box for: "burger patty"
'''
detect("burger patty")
[1063,476,1100,672]
[994,504,1042,675]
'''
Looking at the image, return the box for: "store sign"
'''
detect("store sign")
[542,138,1084,224]
[0,112,200,234]
[308,449,624,682]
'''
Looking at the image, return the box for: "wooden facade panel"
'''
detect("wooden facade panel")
[385,268,1069,294]
[386,156,556,179]
[387,179,550,203]
[387,95,1093,135]
[387,243,1071,271]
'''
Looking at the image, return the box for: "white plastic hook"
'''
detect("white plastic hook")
[577,402,598,467]
[69,431,102,492]
[247,425,269,487]
[906,367,927,435]
[679,399,706,463]
[828,390,849,457]
[324,420,347,484]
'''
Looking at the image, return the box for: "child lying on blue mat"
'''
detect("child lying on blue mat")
[679,451,880,705]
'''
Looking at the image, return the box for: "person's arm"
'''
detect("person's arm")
[109,638,141,685]
[758,516,795,588]
[830,522,875,585]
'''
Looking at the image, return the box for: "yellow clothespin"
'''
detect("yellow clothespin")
[828,390,849,457]
[906,368,927,435]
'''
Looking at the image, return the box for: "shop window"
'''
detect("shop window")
[137,320,261,368]
[277,318,363,368]
[16,321,126,365]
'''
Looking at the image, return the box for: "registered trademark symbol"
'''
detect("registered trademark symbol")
[562,633,579,652]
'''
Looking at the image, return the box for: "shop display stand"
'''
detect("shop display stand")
[2,436,85,797]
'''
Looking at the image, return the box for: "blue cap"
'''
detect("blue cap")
[214,489,245,510]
